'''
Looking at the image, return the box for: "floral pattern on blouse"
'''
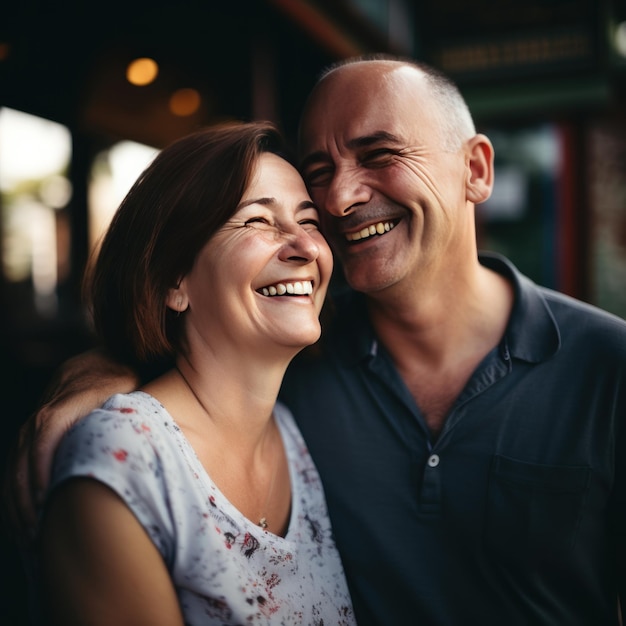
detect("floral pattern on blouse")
[49,392,355,625]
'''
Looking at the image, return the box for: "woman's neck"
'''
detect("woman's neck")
[143,346,291,444]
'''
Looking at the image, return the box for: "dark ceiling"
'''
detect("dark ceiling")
[4,0,625,148]
[0,0,388,148]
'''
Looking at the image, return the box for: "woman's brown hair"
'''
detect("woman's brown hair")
[85,120,288,376]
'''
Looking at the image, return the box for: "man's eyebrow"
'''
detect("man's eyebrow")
[299,151,328,172]
[346,131,402,150]
[299,130,402,171]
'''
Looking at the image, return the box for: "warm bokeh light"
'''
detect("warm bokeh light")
[0,108,72,314]
[0,108,157,317]
[88,140,158,251]
[615,21,626,58]
[40,174,73,209]
[0,42,10,61]
[0,108,71,191]
[169,88,201,116]
[126,57,159,86]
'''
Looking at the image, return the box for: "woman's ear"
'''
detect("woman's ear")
[166,281,189,314]
[465,133,494,205]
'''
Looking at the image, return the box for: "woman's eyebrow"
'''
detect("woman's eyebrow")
[237,197,275,209]
[236,198,317,210]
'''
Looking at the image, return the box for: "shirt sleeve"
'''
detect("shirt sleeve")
[47,401,176,563]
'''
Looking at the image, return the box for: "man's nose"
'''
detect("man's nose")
[323,167,371,217]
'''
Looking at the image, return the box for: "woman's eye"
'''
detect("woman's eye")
[244,217,271,226]
[299,218,321,231]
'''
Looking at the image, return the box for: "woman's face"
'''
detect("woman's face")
[173,152,333,356]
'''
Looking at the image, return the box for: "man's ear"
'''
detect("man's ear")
[166,281,189,314]
[465,133,494,204]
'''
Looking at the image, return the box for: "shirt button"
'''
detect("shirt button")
[427,454,440,467]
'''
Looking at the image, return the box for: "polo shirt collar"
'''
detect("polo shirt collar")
[328,252,561,366]
[480,252,560,363]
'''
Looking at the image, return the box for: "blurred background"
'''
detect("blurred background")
[1,0,625,623]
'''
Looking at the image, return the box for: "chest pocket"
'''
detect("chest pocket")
[485,455,590,566]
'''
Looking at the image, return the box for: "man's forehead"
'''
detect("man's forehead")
[324,59,416,81]
[299,119,396,161]
[300,91,409,151]
[303,64,424,122]
[317,61,422,96]
[298,62,427,155]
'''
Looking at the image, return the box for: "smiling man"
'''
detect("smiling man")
[279,56,626,625]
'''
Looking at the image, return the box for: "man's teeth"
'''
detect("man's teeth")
[345,221,395,242]
[261,280,313,297]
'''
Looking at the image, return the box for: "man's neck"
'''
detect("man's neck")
[366,261,514,438]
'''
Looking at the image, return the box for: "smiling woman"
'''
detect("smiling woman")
[33,122,353,626]
[176,151,331,355]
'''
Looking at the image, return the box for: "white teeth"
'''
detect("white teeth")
[346,221,394,242]
[260,280,314,297]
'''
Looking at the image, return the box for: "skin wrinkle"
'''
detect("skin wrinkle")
[219,204,322,247]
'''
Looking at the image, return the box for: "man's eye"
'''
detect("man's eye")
[362,149,395,165]
[304,167,333,187]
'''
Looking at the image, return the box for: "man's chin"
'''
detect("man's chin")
[344,267,395,295]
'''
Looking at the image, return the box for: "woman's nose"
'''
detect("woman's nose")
[278,226,321,263]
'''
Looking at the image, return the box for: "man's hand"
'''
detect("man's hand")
[3,349,140,540]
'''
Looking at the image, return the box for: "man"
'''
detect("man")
[9,55,626,624]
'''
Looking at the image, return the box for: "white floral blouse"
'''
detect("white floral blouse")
[49,392,356,625]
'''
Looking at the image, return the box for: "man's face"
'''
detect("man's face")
[298,62,471,296]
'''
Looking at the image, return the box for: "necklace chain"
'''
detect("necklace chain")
[258,451,278,530]
[175,365,279,531]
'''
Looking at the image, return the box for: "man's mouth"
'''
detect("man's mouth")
[258,280,314,297]
[344,220,396,242]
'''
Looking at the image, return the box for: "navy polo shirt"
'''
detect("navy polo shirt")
[280,252,626,626]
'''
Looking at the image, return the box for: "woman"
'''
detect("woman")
[36,122,355,625]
